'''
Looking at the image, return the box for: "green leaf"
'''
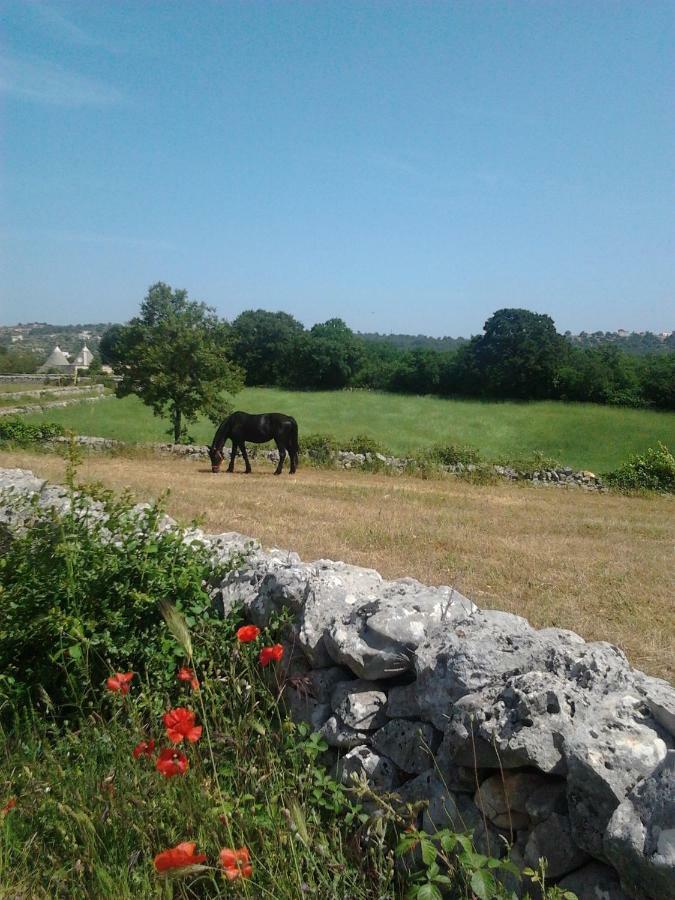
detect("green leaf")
[420,838,437,866]
[416,884,443,900]
[439,831,457,853]
[251,720,266,736]
[67,644,82,660]
[470,868,497,900]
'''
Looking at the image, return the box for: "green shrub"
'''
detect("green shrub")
[431,443,481,466]
[0,417,65,445]
[0,484,236,712]
[496,449,562,474]
[301,432,339,464]
[413,443,481,468]
[604,442,675,493]
[343,433,391,456]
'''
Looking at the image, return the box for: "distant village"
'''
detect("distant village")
[0,322,112,375]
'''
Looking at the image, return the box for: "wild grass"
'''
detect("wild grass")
[18,388,675,472]
[2,448,672,682]
[0,472,574,900]
[0,480,394,899]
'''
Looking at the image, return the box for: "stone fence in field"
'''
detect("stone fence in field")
[0,466,671,900]
[0,385,106,417]
[46,435,605,490]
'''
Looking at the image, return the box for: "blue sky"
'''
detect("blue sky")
[1,1,673,336]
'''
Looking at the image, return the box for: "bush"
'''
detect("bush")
[0,484,235,712]
[343,433,391,456]
[0,417,65,445]
[301,432,339,465]
[496,449,562,474]
[604,442,675,493]
[414,443,481,467]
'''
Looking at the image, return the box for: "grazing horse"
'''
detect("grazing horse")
[208,412,299,475]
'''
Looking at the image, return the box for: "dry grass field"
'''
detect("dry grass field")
[1,447,672,682]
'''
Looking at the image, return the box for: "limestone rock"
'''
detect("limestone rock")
[474,771,550,830]
[604,750,675,900]
[319,715,369,749]
[566,696,671,859]
[525,779,568,823]
[524,813,589,879]
[337,745,400,792]
[323,579,475,680]
[371,719,440,775]
[285,692,331,731]
[330,679,388,732]
[386,682,424,720]
[634,673,675,738]
[558,862,632,900]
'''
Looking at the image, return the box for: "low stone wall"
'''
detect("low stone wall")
[0,374,74,384]
[0,393,106,417]
[0,384,104,402]
[0,466,671,899]
[45,435,604,490]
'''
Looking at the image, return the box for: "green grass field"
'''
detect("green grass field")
[18,387,675,471]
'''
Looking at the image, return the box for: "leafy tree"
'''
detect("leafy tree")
[638,353,675,409]
[463,308,569,399]
[387,349,442,394]
[286,318,363,389]
[101,282,243,441]
[230,309,305,385]
[557,345,642,406]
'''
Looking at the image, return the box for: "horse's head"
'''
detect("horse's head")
[208,445,224,473]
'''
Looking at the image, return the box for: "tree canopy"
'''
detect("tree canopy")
[230,309,304,386]
[465,308,570,399]
[100,283,243,442]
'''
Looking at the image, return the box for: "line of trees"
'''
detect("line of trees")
[224,306,673,410]
[98,292,673,435]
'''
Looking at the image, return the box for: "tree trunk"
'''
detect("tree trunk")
[172,408,182,443]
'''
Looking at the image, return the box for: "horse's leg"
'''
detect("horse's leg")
[273,440,285,475]
[227,439,237,473]
[240,443,252,474]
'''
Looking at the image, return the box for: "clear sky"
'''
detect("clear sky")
[1,1,673,336]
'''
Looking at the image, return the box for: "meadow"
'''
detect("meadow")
[19,387,675,472]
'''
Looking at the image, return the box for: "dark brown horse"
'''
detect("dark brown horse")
[208,412,299,475]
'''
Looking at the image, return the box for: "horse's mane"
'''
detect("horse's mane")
[210,415,232,450]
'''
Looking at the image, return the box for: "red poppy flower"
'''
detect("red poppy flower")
[132,738,156,759]
[106,672,134,694]
[259,644,284,667]
[177,666,199,691]
[163,707,202,744]
[1,797,17,815]
[236,625,261,643]
[219,846,253,880]
[155,747,189,777]
[154,841,207,872]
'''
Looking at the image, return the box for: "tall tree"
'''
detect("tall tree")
[230,309,305,385]
[287,318,363,389]
[101,283,243,442]
[465,308,569,399]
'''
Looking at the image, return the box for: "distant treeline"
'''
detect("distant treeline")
[3,309,673,410]
[211,308,673,410]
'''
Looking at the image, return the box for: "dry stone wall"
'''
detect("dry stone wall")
[0,466,672,899]
[44,436,604,489]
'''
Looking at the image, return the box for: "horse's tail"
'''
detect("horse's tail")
[290,418,300,469]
